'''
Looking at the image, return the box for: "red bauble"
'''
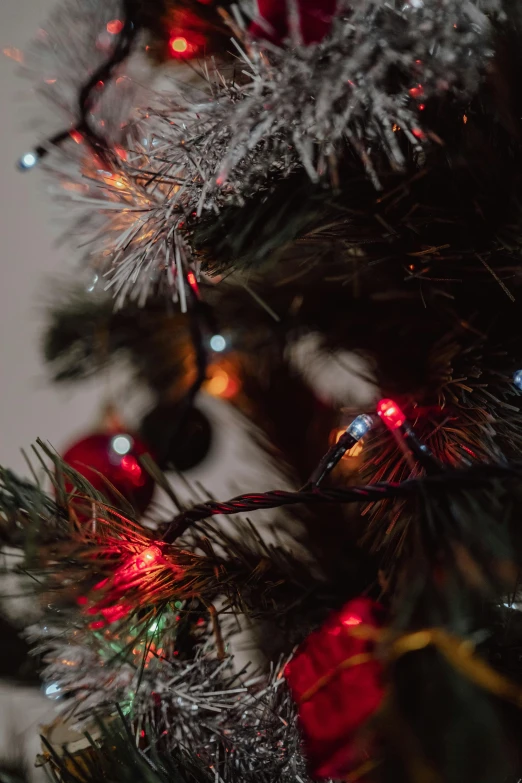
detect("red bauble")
[62,431,155,515]
[285,597,385,780]
[249,0,338,46]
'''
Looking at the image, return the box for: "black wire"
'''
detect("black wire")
[28,0,141,165]
[75,1,140,160]
[161,462,522,544]
[306,430,359,488]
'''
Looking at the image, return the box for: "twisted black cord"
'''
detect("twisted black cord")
[162,462,521,543]
[31,0,141,165]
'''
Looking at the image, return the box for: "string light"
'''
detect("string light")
[513,370,522,391]
[106,19,124,34]
[134,546,162,571]
[187,271,200,297]
[169,35,191,58]
[205,365,239,399]
[377,398,442,472]
[111,434,133,455]
[170,36,188,53]
[308,414,374,487]
[377,399,406,430]
[210,334,227,353]
[45,682,61,698]
[332,429,364,458]
[18,151,39,171]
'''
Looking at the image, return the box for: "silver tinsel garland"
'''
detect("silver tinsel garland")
[23,0,508,305]
[27,617,312,783]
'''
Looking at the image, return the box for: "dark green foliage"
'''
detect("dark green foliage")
[42,288,190,396]
[23,12,522,783]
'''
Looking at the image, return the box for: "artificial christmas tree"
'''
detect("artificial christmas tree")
[4,0,522,781]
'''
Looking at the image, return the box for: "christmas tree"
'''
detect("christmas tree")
[5,1,522,781]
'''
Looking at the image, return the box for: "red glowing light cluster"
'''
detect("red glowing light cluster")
[377,399,406,430]
[80,545,164,628]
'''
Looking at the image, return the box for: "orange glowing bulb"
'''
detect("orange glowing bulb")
[206,371,230,397]
[332,429,364,459]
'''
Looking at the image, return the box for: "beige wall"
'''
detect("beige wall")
[0,0,105,476]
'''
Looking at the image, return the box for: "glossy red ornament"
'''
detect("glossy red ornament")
[62,431,155,515]
[285,597,385,780]
[249,0,338,46]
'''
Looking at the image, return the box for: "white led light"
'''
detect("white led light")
[19,152,38,170]
[86,273,99,292]
[210,334,227,353]
[514,370,522,391]
[45,682,61,697]
[346,414,374,441]
[111,434,133,455]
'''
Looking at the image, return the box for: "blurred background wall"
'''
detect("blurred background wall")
[0,0,105,476]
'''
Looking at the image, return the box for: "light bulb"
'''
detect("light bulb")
[169,35,189,55]
[377,399,406,430]
[18,151,39,171]
[111,434,133,455]
[346,414,374,441]
[210,334,227,353]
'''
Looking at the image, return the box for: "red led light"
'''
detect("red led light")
[342,613,362,628]
[171,36,188,52]
[377,399,406,430]
[107,19,124,34]
[187,271,199,296]
[169,35,192,57]
[134,545,162,571]
[408,84,424,99]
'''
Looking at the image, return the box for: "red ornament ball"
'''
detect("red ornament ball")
[62,431,155,515]
[285,597,385,780]
[249,0,338,46]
